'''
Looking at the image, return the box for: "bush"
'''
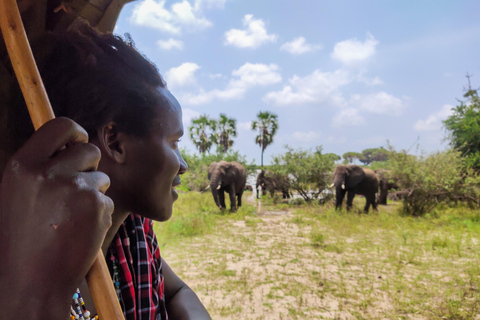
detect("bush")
[270,145,335,201]
[388,148,480,216]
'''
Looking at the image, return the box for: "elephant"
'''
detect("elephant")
[256,170,291,199]
[208,161,247,211]
[331,165,379,213]
[375,169,399,205]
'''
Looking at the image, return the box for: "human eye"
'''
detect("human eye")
[172,139,181,149]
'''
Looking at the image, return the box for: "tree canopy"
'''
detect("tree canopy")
[443,80,480,170]
[214,113,237,153]
[189,114,217,154]
[252,111,278,167]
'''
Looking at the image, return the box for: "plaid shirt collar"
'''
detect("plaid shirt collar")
[107,214,168,320]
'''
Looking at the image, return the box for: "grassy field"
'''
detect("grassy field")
[154,191,480,319]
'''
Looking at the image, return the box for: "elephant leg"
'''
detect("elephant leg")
[237,189,244,208]
[219,190,226,209]
[346,190,355,211]
[364,193,377,213]
[229,187,237,212]
[335,189,346,210]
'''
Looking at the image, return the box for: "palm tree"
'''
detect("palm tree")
[251,111,278,167]
[189,114,216,154]
[214,113,237,153]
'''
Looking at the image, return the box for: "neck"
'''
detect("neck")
[101,209,130,254]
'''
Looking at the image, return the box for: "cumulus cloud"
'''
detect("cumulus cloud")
[292,131,322,142]
[165,62,201,88]
[331,33,378,64]
[332,108,365,127]
[194,0,227,10]
[351,92,406,115]
[224,14,277,48]
[180,63,281,105]
[130,0,219,34]
[263,69,351,107]
[280,37,321,55]
[157,38,184,50]
[414,104,454,131]
[182,108,201,127]
[238,121,252,131]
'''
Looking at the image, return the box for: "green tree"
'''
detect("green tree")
[443,77,480,169]
[271,146,335,201]
[252,111,278,167]
[342,152,361,164]
[213,113,237,153]
[189,114,216,154]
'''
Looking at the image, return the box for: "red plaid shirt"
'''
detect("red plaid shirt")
[107,214,168,320]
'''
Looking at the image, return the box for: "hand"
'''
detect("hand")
[0,118,114,318]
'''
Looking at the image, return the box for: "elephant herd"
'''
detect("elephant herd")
[207,161,399,213]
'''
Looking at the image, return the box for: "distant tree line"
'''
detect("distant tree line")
[189,111,278,167]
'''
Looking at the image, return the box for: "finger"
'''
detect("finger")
[17,117,88,161]
[49,142,101,173]
[76,171,111,194]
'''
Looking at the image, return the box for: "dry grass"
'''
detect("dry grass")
[155,192,480,319]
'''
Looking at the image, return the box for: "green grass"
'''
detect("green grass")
[155,192,480,319]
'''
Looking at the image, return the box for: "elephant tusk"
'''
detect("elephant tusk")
[205,185,211,190]
[329,183,335,188]
[216,184,221,190]
[341,184,345,190]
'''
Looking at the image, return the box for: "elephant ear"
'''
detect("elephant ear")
[345,166,366,189]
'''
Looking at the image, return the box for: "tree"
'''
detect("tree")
[271,146,335,201]
[443,76,480,169]
[214,113,237,153]
[189,114,216,154]
[342,152,361,164]
[251,111,278,167]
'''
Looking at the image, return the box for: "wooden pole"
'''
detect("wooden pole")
[0,1,124,318]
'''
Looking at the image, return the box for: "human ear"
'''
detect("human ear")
[96,122,127,164]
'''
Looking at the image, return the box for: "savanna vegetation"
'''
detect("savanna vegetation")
[165,81,480,319]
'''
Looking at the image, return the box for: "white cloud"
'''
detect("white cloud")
[130,0,215,34]
[157,38,184,50]
[182,108,201,127]
[414,104,454,131]
[209,73,223,79]
[180,63,281,105]
[292,131,322,142]
[238,121,252,131]
[351,91,406,115]
[280,37,321,55]
[194,0,227,10]
[331,33,378,65]
[358,76,383,86]
[165,62,201,88]
[224,14,277,49]
[263,69,351,107]
[332,108,365,127]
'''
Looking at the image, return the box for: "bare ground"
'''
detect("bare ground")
[160,200,480,320]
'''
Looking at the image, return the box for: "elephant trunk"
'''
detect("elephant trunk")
[210,176,222,209]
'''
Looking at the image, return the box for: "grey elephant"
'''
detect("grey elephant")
[375,169,399,205]
[331,165,379,213]
[256,170,291,199]
[208,161,247,211]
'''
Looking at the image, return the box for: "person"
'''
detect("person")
[0,118,114,319]
[3,23,211,319]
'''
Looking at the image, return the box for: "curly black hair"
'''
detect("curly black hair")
[6,23,166,152]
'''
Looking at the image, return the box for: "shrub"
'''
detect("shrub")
[270,145,335,201]
[388,148,480,216]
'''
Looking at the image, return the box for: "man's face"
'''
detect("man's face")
[121,87,187,221]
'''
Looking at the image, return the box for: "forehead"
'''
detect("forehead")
[150,87,183,136]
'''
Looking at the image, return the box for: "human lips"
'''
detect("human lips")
[172,177,181,190]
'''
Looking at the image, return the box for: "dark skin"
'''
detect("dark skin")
[0,118,114,319]
[77,87,211,319]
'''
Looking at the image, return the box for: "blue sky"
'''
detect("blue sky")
[115,0,480,165]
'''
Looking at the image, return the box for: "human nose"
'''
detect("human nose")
[177,151,188,174]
